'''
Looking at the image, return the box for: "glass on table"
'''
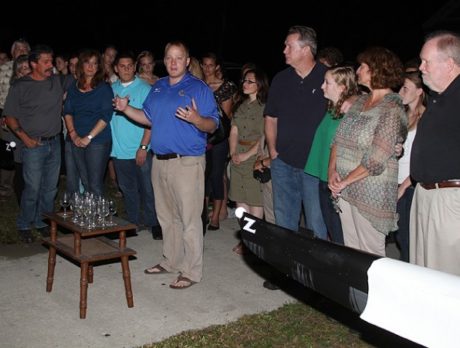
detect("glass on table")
[60,192,70,217]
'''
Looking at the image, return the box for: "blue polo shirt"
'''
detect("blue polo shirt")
[143,72,218,156]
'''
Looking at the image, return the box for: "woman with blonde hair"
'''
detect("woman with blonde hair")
[305,66,359,244]
[395,71,425,261]
[136,50,159,85]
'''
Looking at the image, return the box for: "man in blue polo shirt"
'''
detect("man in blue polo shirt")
[113,41,219,290]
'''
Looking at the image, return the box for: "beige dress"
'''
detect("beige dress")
[228,100,264,206]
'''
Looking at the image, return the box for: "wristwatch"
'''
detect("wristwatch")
[87,134,94,141]
[139,144,148,150]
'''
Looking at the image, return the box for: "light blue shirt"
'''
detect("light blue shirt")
[110,77,151,159]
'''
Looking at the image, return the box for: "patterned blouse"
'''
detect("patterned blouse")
[214,80,237,105]
[334,93,407,234]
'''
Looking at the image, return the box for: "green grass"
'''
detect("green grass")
[141,302,371,348]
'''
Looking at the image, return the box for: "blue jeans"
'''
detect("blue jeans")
[64,139,81,195]
[17,137,61,230]
[271,158,327,239]
[72,141,111,197]
[113,154,159,227]
[395,186,414,262]
[319,180,344,244]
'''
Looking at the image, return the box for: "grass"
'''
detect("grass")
[0,175,420,348]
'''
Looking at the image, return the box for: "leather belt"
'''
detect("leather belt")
[38,134,58,141]
[238,140,258,146]
[420,180,460,190]
[156,153,181,160]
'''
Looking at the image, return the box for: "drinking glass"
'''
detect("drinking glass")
[60,192,70,217]
[107,200,117,226]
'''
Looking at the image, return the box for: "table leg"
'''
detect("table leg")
[88,265,94,284]
[80,262,89,319]
[50,221,57,242]
[46,246,56,292]
[74,233,81,257]
[121,256,134,308]
[119,230,126,249]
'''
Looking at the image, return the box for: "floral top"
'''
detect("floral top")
[214,80,237,105]
[334,93,407,234]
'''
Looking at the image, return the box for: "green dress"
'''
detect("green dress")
[228,100,265,206]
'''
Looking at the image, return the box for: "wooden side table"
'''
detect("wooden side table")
[42,212,137,319]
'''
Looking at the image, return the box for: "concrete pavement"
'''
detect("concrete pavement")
[0,217,296,348]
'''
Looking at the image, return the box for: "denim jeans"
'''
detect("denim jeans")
[17,137,61,230]
[395,186,414,262]
[271,158,327,239]
[64,139,81,195]
[319,180,344,244]
[113,153,159,227]
[71,141,111,197]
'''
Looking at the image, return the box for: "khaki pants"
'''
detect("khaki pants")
[410,184,460,275]
[339,199,386,256]
[152,155,205,282]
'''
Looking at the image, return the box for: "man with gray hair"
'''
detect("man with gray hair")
[263,26,328,289]
[410,30,460,275]
[0,39,30,198]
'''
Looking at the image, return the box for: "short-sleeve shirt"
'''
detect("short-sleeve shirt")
[304,111,342,182]
[264,64,328,169]
[3,75,63,137]
[143,72,219,156]
[411,75,460,183]
[111,77,151,159]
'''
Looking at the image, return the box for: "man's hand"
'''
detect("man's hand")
[113,95,129,112]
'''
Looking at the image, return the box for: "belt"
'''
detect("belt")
[420,180,460,190]
[238,140,258,146]
[38,135,58,141]
[156,153,181,160]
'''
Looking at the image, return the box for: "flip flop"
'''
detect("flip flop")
[144,264,169,275]
[169,275,196,289]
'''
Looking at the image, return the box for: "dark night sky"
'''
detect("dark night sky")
[2,1,457,78]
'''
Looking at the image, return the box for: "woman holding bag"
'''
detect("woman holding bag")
[228,67,269,253]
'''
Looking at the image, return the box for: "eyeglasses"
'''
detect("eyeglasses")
[241,79,256,85]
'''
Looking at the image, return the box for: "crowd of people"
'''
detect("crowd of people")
[1,26,460,291]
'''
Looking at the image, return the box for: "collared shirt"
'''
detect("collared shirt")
[264,64,328,169]
[411,75,460,183]
[111,77,151,159]
[143,72,219,156]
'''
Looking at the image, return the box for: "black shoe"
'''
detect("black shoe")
[18,229,34,243]
[152,225,163,240]
[37,226,50,238]
[263,280,280,291]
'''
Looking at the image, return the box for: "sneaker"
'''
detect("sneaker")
[37,226,50,238]
[152,225,163,240]
[18,229,34,243]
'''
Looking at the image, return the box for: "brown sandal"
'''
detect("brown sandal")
[169,275,196,289]
[144,264,169,275]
